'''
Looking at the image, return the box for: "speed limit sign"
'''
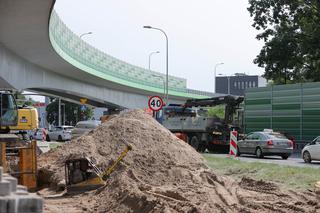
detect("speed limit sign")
[148,96,164,111]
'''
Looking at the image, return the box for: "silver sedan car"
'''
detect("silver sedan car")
[237,131,293,159]
[301,136,320,163]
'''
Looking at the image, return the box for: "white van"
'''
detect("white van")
[71,120,101,139]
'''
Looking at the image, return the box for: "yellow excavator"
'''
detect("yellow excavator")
[64,139,132,193]
[9,106,38,140]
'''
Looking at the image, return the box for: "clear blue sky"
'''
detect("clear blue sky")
[54,0,264,93]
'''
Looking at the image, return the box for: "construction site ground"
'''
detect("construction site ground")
[41,154,320,212]
[204,154,320,191]
[36,110,320,212]
[207,153,320,168]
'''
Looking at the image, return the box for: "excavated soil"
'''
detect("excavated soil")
[38,110,320,213]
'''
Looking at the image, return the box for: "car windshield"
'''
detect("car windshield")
[266,133,287,139]
[63,127,73,130]
[75,123,86,128]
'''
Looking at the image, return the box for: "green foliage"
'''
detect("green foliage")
[46,99,93,126]
[207,105,225,119]
[204,154,320,191]
[248,0,320,84]
[15,92,34,106]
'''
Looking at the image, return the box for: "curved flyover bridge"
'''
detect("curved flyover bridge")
[0,0,215,109]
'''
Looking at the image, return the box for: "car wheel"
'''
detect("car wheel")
[255,147,264,158]
[303,151,312,163]
[29,136,33,140]
[236,146,241,157]
[46,135,50,142]
[190,136,200,151]
[58,135,63,141]
[281,155,289,160]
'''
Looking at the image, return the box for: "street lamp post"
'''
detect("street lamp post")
[80,32,93,39]
[148,51,160,70]
[61,103,66,125]
[227,76,230,95]
[58,98,61,126]
[144,26,169,105]
[214,63,224,93]
[152,74,166,100]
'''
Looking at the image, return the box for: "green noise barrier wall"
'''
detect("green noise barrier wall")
[245,82,320,148]
[49,11,213,99]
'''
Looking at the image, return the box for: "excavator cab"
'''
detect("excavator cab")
[65,139,132,194]
[65,158,105,193]
[0,92,18,129]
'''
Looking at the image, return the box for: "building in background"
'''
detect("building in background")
[92,107,108,120]
[215,73,267,96]
[33,102,47,128]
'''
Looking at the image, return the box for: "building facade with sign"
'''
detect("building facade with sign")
[33,102,47,128]
[215,74,267,96]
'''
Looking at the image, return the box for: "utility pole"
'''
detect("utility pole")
[144,26,169,104]
[58,98,61,126]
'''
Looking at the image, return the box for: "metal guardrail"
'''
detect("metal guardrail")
[186,89,216,97]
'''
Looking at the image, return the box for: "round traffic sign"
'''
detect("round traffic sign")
[148,96,164,111]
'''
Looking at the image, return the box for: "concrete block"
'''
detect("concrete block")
[15,190,28,195]
[17,185,27,192]
[0,180,11,196]
[0,174,43,213]
[16,195,43,213]
[6,196,16,213]
[0,197,8,213]
[3,176,17,192]
[6,194,43,213]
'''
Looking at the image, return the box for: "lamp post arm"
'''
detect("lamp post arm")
[150,27,169,104]
[148,51,160,70]
[80,32,92,39]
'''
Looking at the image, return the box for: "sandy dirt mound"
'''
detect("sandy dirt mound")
[39,110,320,213]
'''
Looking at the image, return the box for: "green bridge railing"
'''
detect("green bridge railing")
[49,11,212,99]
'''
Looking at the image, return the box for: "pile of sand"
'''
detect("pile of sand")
[38,110,320,213]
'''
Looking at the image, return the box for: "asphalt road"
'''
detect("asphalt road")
[37,141,320,168]
[208,152,320,168]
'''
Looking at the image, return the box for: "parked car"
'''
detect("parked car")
[30,128,48,141]
[46,126,74,141]
[237,130,293,159]
[71,120,101,139]
[279,132,296,150]
[301,136,320,163]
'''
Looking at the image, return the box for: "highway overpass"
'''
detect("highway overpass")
[0,0,217,109]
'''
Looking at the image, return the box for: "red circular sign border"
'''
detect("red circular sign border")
[148,96,164,111]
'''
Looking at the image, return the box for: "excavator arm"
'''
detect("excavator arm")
[183,95,244,123]
[183,95,243,108]
[100,139,132,181]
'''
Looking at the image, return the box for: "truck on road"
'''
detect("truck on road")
[161,95,244,152]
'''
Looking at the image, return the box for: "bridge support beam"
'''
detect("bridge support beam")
[0,43,184,109]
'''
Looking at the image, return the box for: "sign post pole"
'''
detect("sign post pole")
[148,96,164,117]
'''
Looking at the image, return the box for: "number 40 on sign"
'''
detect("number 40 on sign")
[148,96,164,111]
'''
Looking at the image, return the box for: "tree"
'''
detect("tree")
[15,91,34,106]
[46,99,93,126]
[207,105,225,119]
[248,0,320,84]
